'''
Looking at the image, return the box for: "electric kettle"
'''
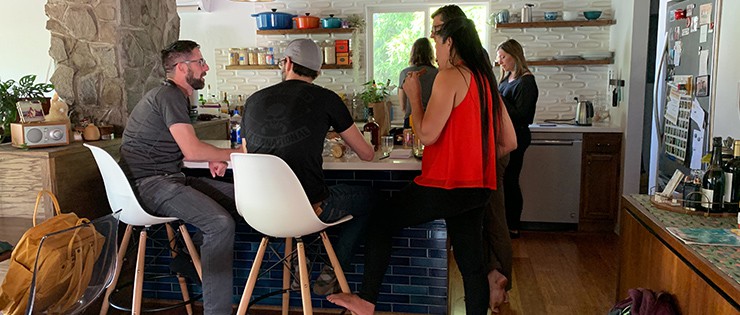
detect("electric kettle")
[575,97,594,126]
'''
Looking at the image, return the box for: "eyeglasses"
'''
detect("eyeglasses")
[430,23,443,37]
[278,58,287,69]
[179,58,207,67]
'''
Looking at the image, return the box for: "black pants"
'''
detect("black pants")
[504,128,531,231]
[358,182,491,315]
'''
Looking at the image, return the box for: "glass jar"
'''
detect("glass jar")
[229,48,240,66]
[323,40,336,65]
[248,48,259,65]
[238,48,248,65]
[257,47,267,65]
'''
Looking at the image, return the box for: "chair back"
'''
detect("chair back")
[84,143,177,226]
[231,153,349,238]
[25,212,119,315]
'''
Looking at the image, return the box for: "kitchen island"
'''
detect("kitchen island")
[618,195,740,314]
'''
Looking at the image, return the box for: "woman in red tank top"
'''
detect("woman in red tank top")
[329,17,503,315]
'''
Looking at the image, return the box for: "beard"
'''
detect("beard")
[281,67,287,82]
[187,68,206,90]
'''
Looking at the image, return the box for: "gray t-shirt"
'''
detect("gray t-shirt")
[119,80,192,180]
[398,65,438,118]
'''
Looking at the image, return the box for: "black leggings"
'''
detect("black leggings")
[504,128,531,231]
[358,183,492,315]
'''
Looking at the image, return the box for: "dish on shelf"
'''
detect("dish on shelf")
[553,55,582,60]
[527,57,550,61]
[583,11,602,21]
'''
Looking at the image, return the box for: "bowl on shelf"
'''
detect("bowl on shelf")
[583,11,602,20]
[544,11,558,21]
[562,11,578,21]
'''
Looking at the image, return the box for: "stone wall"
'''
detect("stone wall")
[45,0,179,130]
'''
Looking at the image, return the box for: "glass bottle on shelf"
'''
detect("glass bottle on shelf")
[221,92,230,116]
[723,140,740,213]
[701,137,726,213]
[363,105,380,151]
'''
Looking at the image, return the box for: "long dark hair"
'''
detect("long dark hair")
[436,17,501,166]
[409,38,435,67]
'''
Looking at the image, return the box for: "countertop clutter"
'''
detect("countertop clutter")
[530,122,621,133]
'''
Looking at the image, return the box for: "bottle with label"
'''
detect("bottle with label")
[198,93,206,107]
[363,106,380,151]
[724,140,740,213]
[701,137,726,212]
[230,110,242,149]
[221,92,230,116]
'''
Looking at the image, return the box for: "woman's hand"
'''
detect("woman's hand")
[402,69,427,104]
[208,161,228,177]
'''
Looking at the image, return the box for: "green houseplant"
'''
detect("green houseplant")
[0,75,54,142]
[358,79,392,105]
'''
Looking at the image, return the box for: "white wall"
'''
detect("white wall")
[0,0,53,83]
[610,0,650,194]
[712,0,740,138]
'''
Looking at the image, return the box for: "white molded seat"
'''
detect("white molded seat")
[84,143,203,315]
[231,153,352,315]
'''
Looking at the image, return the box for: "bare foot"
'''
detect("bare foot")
[327,293,375,315]
[488,269,508,312]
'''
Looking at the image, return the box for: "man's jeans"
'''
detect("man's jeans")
[135,173,238,315]
[317,184,377,272]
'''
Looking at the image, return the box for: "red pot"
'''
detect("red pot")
[294,13,320,29]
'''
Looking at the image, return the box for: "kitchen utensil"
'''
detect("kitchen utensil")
[575,97,594,126]
[583,11,602,20]
[321,14,342,28]
[544,12,558,21]
[251,9,295,30]
[294,13,320,29]
[562,11,578,21]
[521,4,534,22]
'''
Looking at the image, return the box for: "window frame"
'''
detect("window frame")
[364,2,490,85]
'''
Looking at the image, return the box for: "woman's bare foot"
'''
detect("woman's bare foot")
[327,293,375,315]
[488,269,508,313]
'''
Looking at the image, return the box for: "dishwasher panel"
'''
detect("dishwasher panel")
[520,132,582,225]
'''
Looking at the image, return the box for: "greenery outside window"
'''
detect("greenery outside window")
[366,3,489,89]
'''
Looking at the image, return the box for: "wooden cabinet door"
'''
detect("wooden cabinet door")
[579,133,622,231]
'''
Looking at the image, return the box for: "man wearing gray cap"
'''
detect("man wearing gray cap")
[240,39,375,295]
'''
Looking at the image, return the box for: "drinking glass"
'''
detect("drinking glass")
[381,136,394,156]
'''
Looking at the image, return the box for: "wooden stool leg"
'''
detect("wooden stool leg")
[179,225,202,280]
[166,224,193,315]
[100,224,133,315]
[296,239,313,315]
[132,228,148,315]
[236,237,269,315]
[320,232,351,294]
[282,237,293,315]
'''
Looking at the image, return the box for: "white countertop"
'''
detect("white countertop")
[529,122,622,133]
[182,140,422,171]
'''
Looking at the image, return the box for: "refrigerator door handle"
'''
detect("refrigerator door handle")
[653,31,669,142]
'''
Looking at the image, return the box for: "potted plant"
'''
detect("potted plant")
[358,79,394,136]
[0,75,54,142]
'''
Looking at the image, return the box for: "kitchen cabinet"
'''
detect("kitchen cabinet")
[579,132,622,231]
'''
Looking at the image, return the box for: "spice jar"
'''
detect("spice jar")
[248,48,259,65]
[238,48,248,65]
[323,40,336,65]
[229,48,240,66]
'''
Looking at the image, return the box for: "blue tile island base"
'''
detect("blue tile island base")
[140,169,450,314]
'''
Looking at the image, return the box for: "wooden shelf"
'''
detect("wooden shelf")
[256,28,355,35]
[225,64,353,70]
[494,19,615,29]
[528,58,613,66]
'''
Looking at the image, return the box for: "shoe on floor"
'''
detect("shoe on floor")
[312,265,340,295]
[169,253,201,285]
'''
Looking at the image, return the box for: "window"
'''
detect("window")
[367,3,489,88]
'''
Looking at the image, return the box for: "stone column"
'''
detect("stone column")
[45,0,179,130]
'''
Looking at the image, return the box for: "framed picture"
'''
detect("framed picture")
[16,100,46,123]
[695,75,709,97]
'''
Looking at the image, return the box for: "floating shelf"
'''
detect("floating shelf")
[494,19,615,29]
[225,64,353,70]
[494,58,613,67]
[256,28,355,35]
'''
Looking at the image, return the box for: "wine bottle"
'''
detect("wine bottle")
[701,137,725,213]
[363,106,380,151]
[724,140,740,213]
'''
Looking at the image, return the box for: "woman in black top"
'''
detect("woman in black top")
[496,39,538,238]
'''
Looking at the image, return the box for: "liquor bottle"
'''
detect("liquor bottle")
[230,109,242,149]
[701,137,725,213]
[724,140,740,213]
[221,92,230,116]
[363,106,380,151]
[198,93,206,107]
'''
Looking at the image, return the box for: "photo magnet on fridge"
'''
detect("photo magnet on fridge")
[695,75,709,97]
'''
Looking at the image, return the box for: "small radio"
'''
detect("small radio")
[10,121,71,148]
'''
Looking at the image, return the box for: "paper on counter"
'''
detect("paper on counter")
[389,148,412,159]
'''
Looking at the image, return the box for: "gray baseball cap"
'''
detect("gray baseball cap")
[284,39,322,72]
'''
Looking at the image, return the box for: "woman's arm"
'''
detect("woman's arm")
[504,75,538,126]
[398,88,407,113]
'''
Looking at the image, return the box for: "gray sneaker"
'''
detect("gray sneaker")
[312,265,340,295]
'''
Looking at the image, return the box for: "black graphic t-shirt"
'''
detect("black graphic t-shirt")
[241,79,354,203]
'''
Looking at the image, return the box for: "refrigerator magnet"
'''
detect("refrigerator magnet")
[695,75,709,97]
[691,16,698,32]
[699,4,711,25]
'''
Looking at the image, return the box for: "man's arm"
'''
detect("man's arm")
[339,125,374,161]
[170,123,241,161]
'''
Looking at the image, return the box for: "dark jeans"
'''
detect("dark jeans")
[358,182,491,315]
[484,154,513,290]
[505,127,531,231]
[317,184,376,272]
[134,173,239,315]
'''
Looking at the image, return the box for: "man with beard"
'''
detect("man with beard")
[119,40,243,315]
[240,38,375,295]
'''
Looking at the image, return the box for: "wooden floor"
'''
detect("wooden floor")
[0,220,618,315]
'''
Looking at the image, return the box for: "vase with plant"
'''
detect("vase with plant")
[358,79,394,137]
[0,75,55,142]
